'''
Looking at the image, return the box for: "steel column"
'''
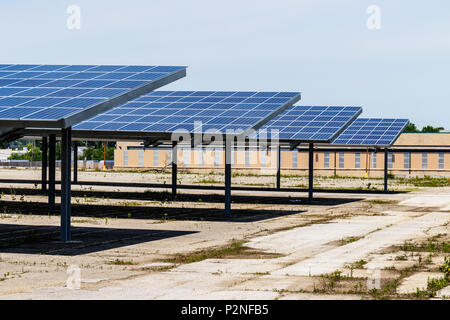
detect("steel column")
[171,141,177,200]
[41,137,48,192]
[73,141,78,183]
[384,148,389,193]
[308,143,314,203]
[60,127,72,242]
[334,151,337,176]
[225,141,232,217]
[48,134,56,214]
[276,145,281,190]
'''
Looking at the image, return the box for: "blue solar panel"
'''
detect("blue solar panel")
[251,106,362,142]
[331,118,409,146]
[0,64,186,125]
[73,91,301,133]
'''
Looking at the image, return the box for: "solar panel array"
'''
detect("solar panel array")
[74,91,301,134]
[0,64,185,122]
[251,105,362,141]
[332,118,409,146]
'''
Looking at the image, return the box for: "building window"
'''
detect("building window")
[245,148,250,168]
[260,149,267,168]
[198,148,204,167]
[183,148,190,166]
[324,152,330,169]
[339,152,344,169]
[355,152,361,169]
[153,150,159,166]
[404,152,411,169]
[372,152,377,169]
[138,150,144,167]
[439,152,445,170]
[214,149,221,167]
[292,150,298,168]
[388,152,394,169]
[232,148,236,167]
[123,150,128,167]
[422,152,428,169]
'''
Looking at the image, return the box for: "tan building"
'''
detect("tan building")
[114,133,450,177]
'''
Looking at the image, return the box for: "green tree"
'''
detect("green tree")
[403,123,419,133]
[80,146,115,161]
[403,122,445,133]
[8,143,42,161]
[421,125,445,133]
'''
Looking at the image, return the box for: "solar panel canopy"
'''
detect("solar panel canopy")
[251,105,362,142]
[0,64,186,128]
[331,118,409,146]
[73,91,301,135]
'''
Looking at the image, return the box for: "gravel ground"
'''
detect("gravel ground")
[0,168,448,300]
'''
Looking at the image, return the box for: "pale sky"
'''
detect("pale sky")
[1,1,449,129]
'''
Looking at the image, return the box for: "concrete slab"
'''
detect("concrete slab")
[140,262,175,269]
[247,215,407,255]
[272,212,450,276]
[364,252,421,271]
[436,285,450,299]
[172,259,283,275]
[399,195,450,208]
[397,272,445,294]
[231,275,316,292]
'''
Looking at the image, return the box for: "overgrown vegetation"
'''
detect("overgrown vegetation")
[394,176,450,188]
[365,199,399,205]
[400,234,449,253]
[195,178,222,184]
[8,143,42,161]
[163,240,279,265]
[108,259,136,265]
[413,257,449,298]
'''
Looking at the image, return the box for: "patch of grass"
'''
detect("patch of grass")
[440,256,450,279]
[118,201,142,207]
[319,270,348,290]
[71,219,90,224]
[364,199,399,205]
[395,254,408,261]
[242,183,272,187]
[195,178,222,184]
[156,213,174,223]
[354,259,368,269]
[413,256,450,298]
[370,278,400,300]
[394,176,450,187]
[163,240,280,265]
[292,184,308,188]
[400,235,449,253]
[232,172,273,178]
[340,236,363,246]
[108,259,136,266]
[370,262,424,300]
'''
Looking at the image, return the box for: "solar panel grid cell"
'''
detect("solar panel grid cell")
[252,105,362,142]
[331,118,409,146]
[0,64,186,122]
[74,91,301,134]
